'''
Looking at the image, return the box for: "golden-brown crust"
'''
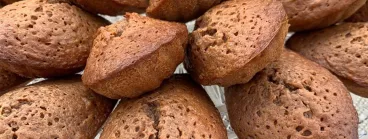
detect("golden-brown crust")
[185,0,288,87]
[347,1,368,22]
[0,0,108,78]
[287,22,368,97]
[146,0,221,22]
[82,13,188,99]
[0,76,116,139]
[280,0,366,31]
[226,50,358,139]
[100,74,227,139]
[0,67,27,94]
[70,0,148,15]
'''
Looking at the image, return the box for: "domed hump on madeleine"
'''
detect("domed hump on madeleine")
[287,22,368,97]
[82,13,188,99]
[226,50,358,139]
[100,74,227,139]
[0,76,116,139]
[0,67,27,94]
[0,0,109,78]
[70,0,148,15]
[146,0,221,22]
[281,0,366,31]
[185,0,288,87]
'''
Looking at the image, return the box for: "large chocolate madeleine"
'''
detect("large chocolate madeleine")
[70,0,148,15]
[82,13,188,99]
[185,0,288,87]
[0,76,115,138]
[288,22,368,97]
[0,0,108,78]
[226,50,358,139]
[279,0,366,31]
[146,0,221,22]
[100,75,227,139]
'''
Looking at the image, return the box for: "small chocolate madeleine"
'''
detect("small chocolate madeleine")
[226,50,358,139]
[0,0,108,78]
[347,1,368,22]
[70,0,148,15]
[279,0,366,31]
[0,67,27,93]
[146,0,221,22]
[185,0,288,87]
[82,13,188,99]
[0,76,115,138]
[100,74,227,139]
[288,22,368,98]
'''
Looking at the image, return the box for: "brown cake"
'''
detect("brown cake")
[146,0,221,22]
[287,22,368,98]
[0,67,27,94]
[0,0,108,78]
[70,0,148,15]
[100,74,227,139]
[279,0,366,31]
[0,0,20,5]
[347,1,368,22]
[185,0,288,87]
[82,13,188,99]
[226,50,358,139]
[0,76,116,139]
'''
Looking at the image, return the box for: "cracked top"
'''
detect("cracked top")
[0,67,26,93]
[287,23,368,92]
[146,0,221,22]
[226,50,358,139]
[0,0,108,78]
[100,74,227,139]
[69,0,148,15]
[278,0,365,31]
[186,0,287,85]
[0,76,115,139]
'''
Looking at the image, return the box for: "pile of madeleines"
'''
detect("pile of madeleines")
[0,0,368,138]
